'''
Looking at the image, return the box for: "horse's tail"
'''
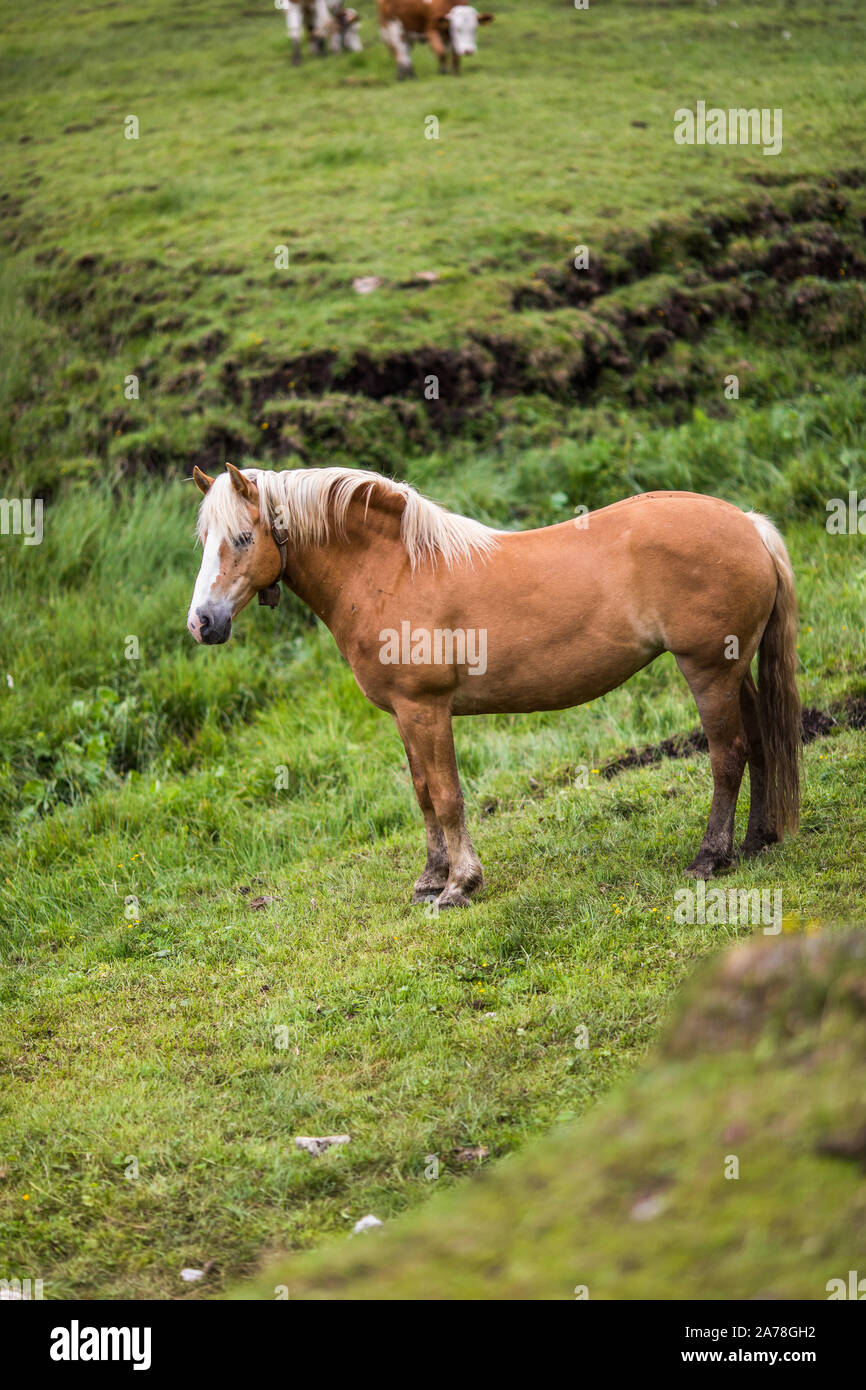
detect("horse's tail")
[747,512,801,839]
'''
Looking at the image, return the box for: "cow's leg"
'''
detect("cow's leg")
[285,1,304,64]
[311,0,329,53]
[394,700,482,908]
[382,20,414,78]
[677,657,749,878]
[427,28,450,74]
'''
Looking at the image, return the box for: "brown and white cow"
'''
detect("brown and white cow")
[376,1,494,79]
[278,0,362,66]
[325,3,363,54]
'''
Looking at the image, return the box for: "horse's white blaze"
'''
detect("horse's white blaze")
[187,530,222,632]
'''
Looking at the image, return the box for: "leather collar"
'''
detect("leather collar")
[257,530,288,608]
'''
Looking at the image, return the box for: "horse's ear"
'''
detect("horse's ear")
[225,462,258,503]
[478,11,494,22]
[193,466,215,495]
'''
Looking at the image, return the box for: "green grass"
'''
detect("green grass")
[1,0,865,487]
[233,931,866,1300]
[2,727,865,1298]
[0,0,864,1299]
[0,516,864,1294]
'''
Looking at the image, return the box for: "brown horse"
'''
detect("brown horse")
[187,463,801,907]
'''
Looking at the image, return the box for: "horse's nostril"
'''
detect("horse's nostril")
[199,611,211,633]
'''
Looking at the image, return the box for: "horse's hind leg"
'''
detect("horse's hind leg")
[676,658,748,878]
[739,670,778,858]
[394,700,482,908]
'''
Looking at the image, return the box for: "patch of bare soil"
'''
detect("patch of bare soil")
[601,699,863,780]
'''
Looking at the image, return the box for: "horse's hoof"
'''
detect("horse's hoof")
[435,887,473,909]
[741,833,778,860]
[412,889,441,905]
[685,854,732,879]
[685,861,715,879]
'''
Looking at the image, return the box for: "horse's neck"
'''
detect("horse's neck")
[284,489,407,627]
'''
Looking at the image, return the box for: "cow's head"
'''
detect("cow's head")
[341,7,363,52]
[440,5,494,57]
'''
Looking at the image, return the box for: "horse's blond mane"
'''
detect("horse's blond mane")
[197,466,500,572]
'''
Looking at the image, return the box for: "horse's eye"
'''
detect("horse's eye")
[235,532,252,549]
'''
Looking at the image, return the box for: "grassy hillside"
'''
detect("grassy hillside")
[234,932,866,1300]
[1,0,864,491]
[0,0,864,1299]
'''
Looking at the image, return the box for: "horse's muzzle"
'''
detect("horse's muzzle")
[193,602,232,645]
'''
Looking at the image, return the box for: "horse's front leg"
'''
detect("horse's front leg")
[395,701,483,908]
[397,726,449,902]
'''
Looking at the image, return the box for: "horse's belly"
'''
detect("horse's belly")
[450,637,661,715]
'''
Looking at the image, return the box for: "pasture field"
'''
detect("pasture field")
[2,0,866,494]
[236,932,866,1300]
[0,0,864,1299]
